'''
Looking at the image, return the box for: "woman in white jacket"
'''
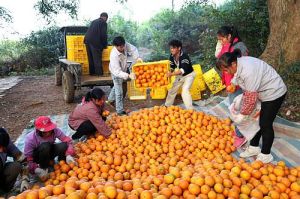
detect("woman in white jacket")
[217,49,287,163]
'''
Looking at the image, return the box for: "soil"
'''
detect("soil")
[0,75,299,142]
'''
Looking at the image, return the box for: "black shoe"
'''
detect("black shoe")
[117,111,127,116]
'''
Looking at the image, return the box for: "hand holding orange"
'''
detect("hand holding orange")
[226,84,236,93]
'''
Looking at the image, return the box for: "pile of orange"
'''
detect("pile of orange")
[12,106,300,199]
[134,64,169,88]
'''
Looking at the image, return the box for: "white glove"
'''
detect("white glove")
[136,58,143,63]
[34,168,49,181]
[20,177,30,192]
[66,155,76,164]
[129,73,136,80]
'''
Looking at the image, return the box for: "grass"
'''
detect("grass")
[9,67,54,76]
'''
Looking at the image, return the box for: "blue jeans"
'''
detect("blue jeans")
[108,75,124,114]
[228,88,243,138]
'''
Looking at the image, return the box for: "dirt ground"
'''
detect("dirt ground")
[0,76,167,141]
[0,75,299,142]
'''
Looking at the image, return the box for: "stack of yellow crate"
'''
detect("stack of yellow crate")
[66,36,89,74]
[65,35,112,75]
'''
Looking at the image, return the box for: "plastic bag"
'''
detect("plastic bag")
[229,94,261,141]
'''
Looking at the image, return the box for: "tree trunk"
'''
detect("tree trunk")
[260,0,300,69]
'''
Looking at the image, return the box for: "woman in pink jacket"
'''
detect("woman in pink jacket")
[68,88,112,140]
[215,26,248,148]
[24,116,75,181]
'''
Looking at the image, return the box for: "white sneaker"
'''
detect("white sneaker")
[240,146,260,158]
[256,153,273,164]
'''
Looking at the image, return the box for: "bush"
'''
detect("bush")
[0,26,64,74]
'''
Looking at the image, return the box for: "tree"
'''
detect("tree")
[34,0,79,23]
[0,6,12,28]
[260,0,300,69]
[0,0,127,24]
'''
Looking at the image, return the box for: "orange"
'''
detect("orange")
[290,181,300,192]
[38,188,50,199]
[240,170,251,181]
[25,190,38,199]
[104,185,117,198]
[250,189,264,199]
[164,174,175,184]
[52,185,65,195]
[214,183,224,193]
[86,192,97,199]
[240,184,251,195]
[172,186,183,196]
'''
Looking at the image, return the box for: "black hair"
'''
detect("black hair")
[85,87,105,102]
[168,39,182,48]
[216,49,242,70]
[113,36,125,46]
[0,127,10,148]
[100,12,108,18]
[217,26,241,49]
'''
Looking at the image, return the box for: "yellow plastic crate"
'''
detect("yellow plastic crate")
[102,46,113,61]
[133,60,171,90]
[203,68,225,94]
[81,62,89,75]
[190,78,202,100]
[150,87,167,99]
[127,81,147,100]
[192,64,206,91]
[193,64,203,76]
[102,61,110,76]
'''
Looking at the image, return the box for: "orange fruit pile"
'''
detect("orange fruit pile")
[134,64,169,88]
[12,106,300,199]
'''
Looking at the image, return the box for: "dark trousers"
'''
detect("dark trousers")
[32,142,67,169]
[71,120,97,140]
[86,44,103,75]
[250,93,286,154]
[0,160,22,192]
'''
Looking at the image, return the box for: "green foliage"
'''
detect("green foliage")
[136,0,269,71]
[0,40,28,63]
[107,15,138,45]
[0,26,63,73]
[199,0,269,67]
[1,0,269,76]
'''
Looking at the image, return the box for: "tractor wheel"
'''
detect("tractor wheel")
[62,71,75,103]
[55,65,62,86]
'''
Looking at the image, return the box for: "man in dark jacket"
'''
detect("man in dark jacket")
[84,12,108,76]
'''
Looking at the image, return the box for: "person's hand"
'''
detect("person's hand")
[102,110,110,117]
[129,73,136,80]
[226,84,236,93]
[20,176,30,192]
[34,168,49,181]
[253,111,260,119]
[66,155,76,164]
[16,153,27,163]
[136,58,143,63]
[167,72,173,77]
